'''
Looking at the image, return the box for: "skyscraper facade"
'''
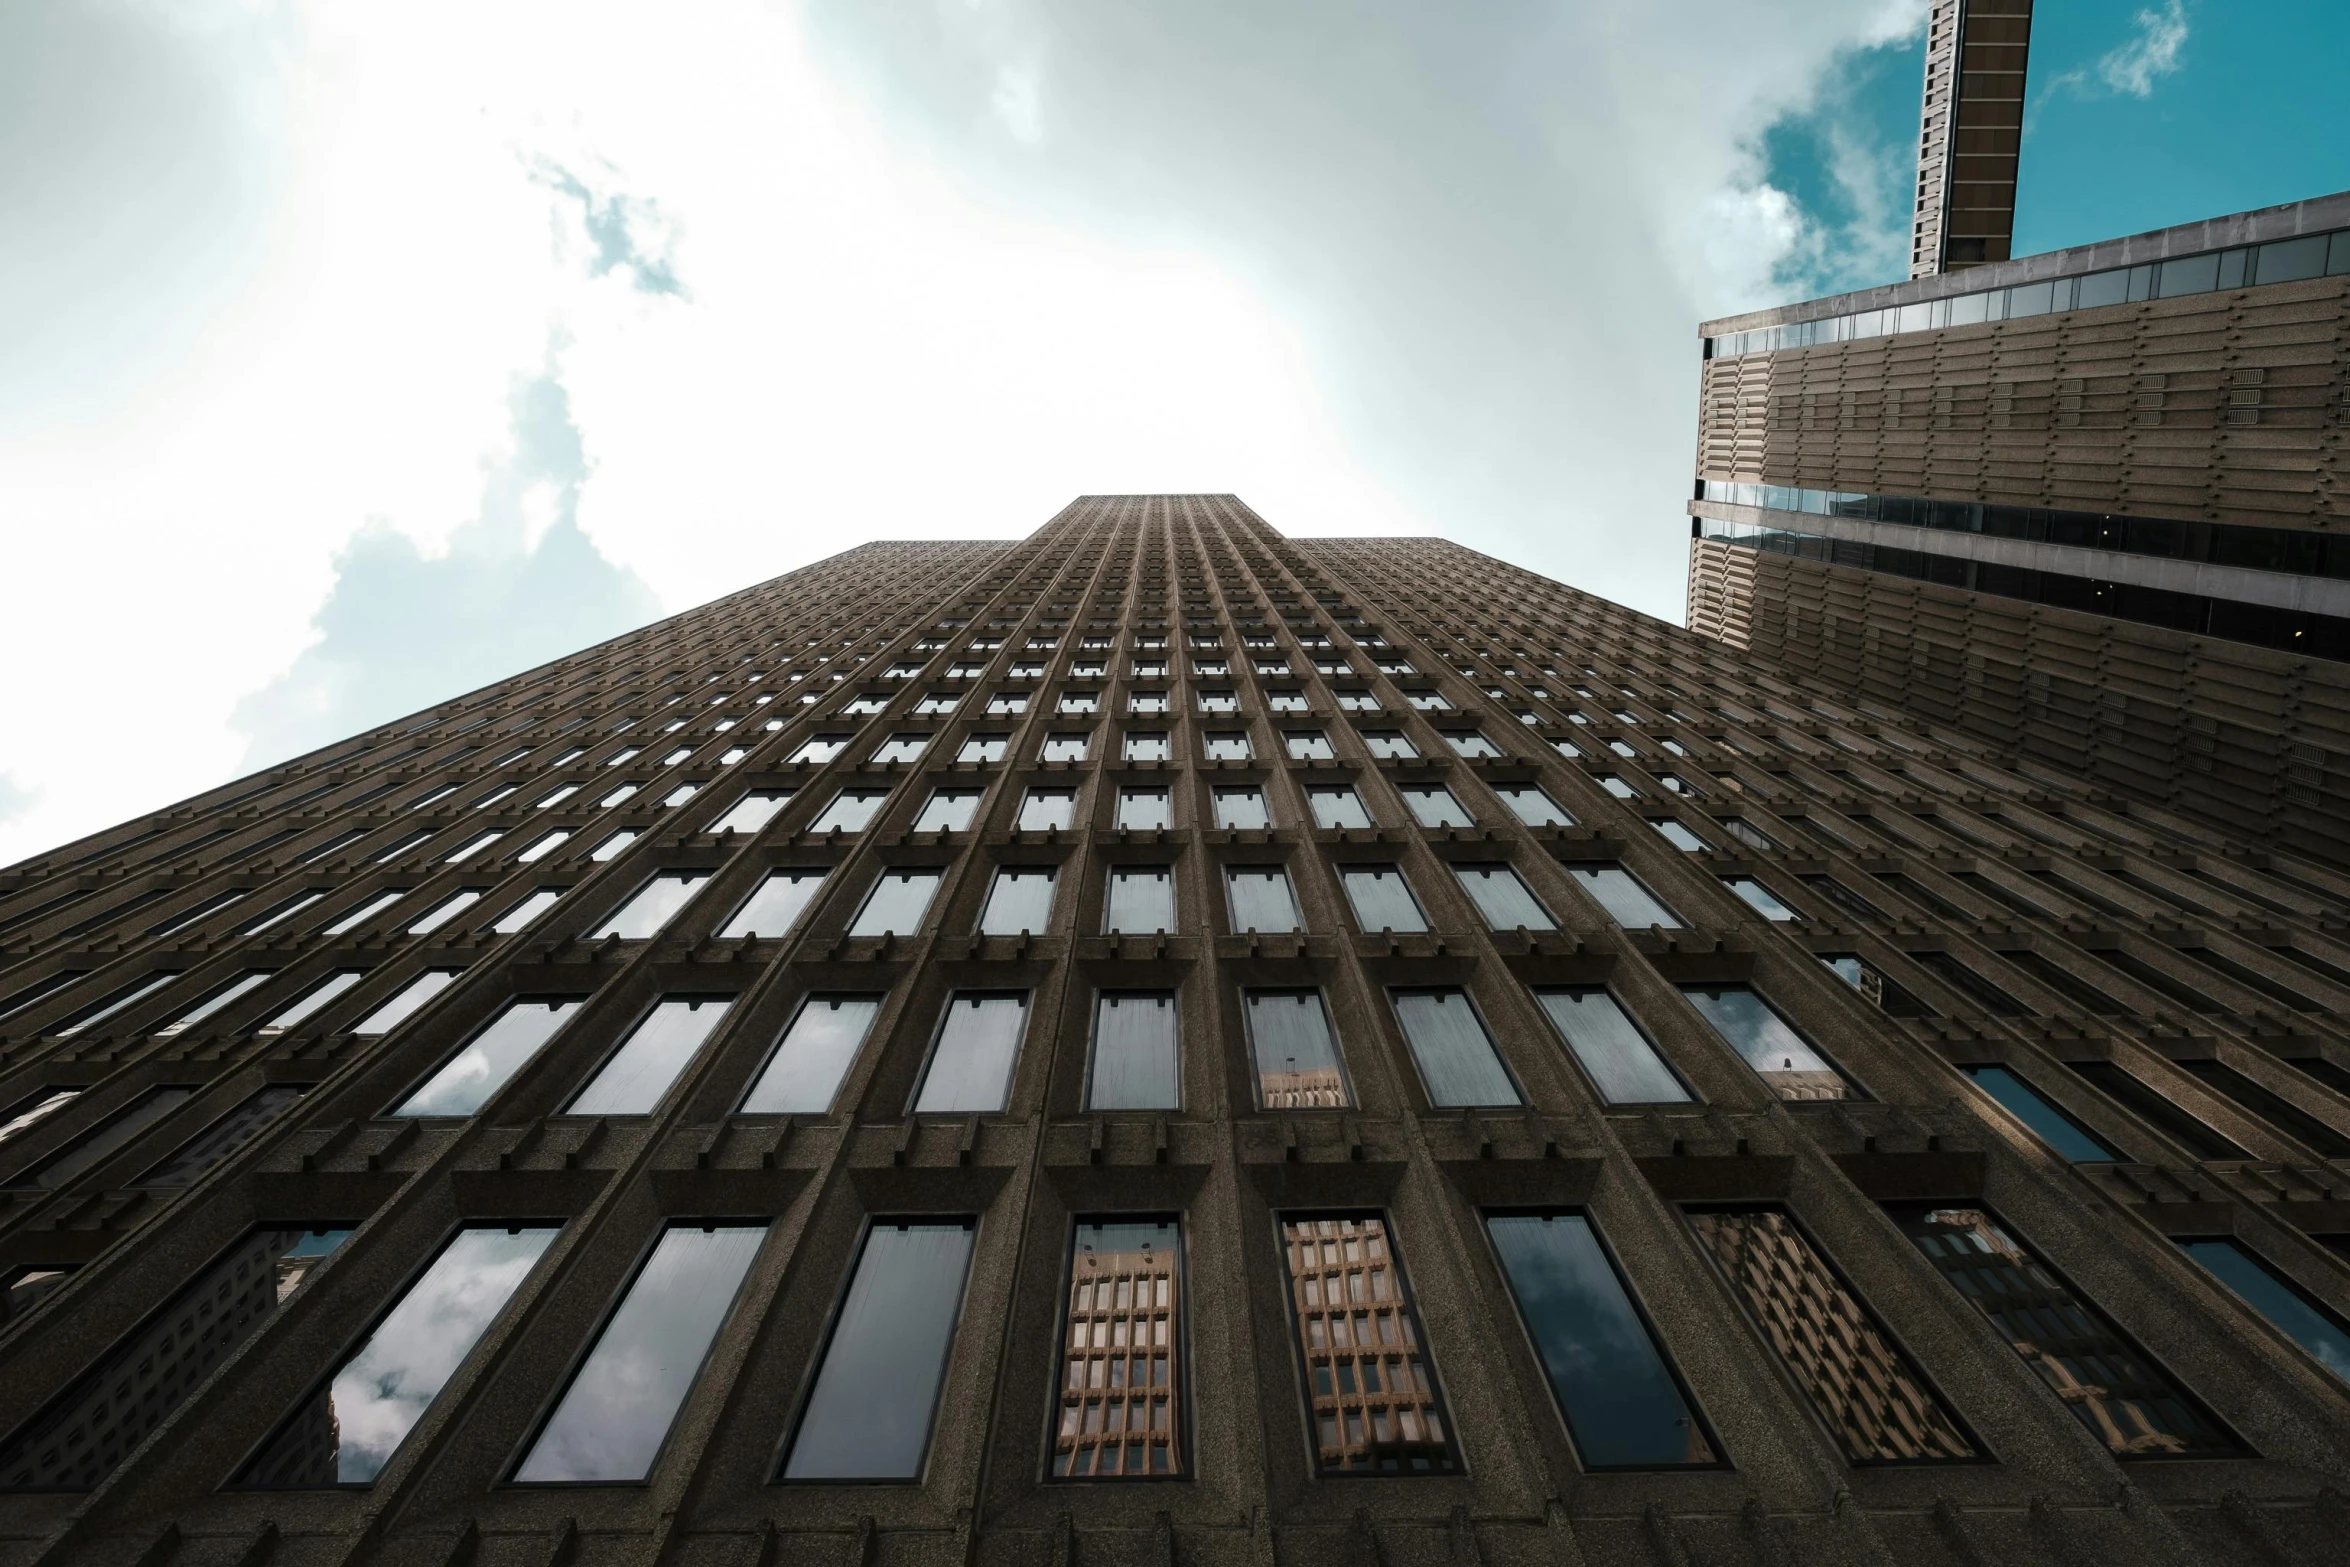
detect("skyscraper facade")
[1,495,2347,1565]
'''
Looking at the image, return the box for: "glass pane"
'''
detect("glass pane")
[782,1221,977,1480]
[1891,1206,2233,1456]
[136,1085,307,1187]
[1226,867,1302,932]
[351,969,460,1036]
[1391,989,1520,1107]
[1452,864,1556,930]
[741,995,881,1113]
[1089,992,1179,1110]
[914,993,1029,1113]
[596,872,710,939]
[1401,787,1470,827]
[0,1227,352,1490]
[850,870,942,936]
[1105,868,1175,933]
[1568,866,1681,928]
[1680,985,1849,1101]
[913,790,983,833]
[1487,1212,1712,1467]
[711,790,793,836]
[720,870,829,939]
[394,998,586,1117]
[12,1087,193,1190]
[1053,1221,1185,1477]
[238,1226,560,1486]
[2177,1239,2350,1383]
[567,997,735,1115]
[166,971,275,1029]
[1279,1216,1456,1474]
[1246,990,1352,1108]
[1728,878,1798,921]
[515,1224,767,1482]
[1962,1066,2119,1161]
[1686,1210,1973,1461]
[2068,1061,2245,1160]
[1495,786,1573,827]
[1117,790,1171,830]
[1535,989,1688,1104]
[1340,866,1426,932]
[973,865,1056,935]
[1019,790,1077,832]
[1653,821,1708,852]
[811,790,892,833]
[0,1089,80,1150]
[1215,789,1270,830]
[1309,788,1373,829]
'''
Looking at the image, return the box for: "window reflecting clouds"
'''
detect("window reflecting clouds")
[782,1221,976,1481]
[393,998,584,1117]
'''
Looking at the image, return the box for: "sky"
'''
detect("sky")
[2,0,2344,868]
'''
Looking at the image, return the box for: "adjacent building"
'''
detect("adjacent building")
[0,495,2347,1565]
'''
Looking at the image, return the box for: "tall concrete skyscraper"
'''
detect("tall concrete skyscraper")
[2,495,2348,1565]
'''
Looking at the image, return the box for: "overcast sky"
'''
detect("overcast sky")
[3,0,2343,868]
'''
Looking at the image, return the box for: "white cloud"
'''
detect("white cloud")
[0,0,1920,868]
[2100,1,2190,98]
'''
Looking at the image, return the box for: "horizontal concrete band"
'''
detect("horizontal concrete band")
[1686,499,2350,619]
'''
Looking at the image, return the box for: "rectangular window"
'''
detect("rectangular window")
[811,789,892,833]
[1443,732,1501,758]
[849,869,942,937]
[8,1086,193,1190]
[1891,1205,2234,1456]
[1451,863,1556,930]
[1278,1215,1456,1474]
[1687,1208,1972,1461]
[135,1085,307,1188]
[159,970,276,1032]
[1226,866,1302,932]
[444,830,503,863]
[871,734,931,765]
[1309,787,1373,829]
[515,830,571,863]
[262,970,366,1032]
[1129,691,1169,714]
[913,789,983,833]
[1567,865,1681,928]
[741,994,882,1114]
[1399,786,1470,827]
[711,790,793,836]
[1340,865,1427,932]
[567,996,735,1115]
[599,783,640,808]
[405,890,483,936]
[323,890,407,937]
[1117,788,1171,830]
[1196,690,1237,713]
[980,867,1058,935]
[491,887,566,934]
[957,735,1009,764]
[1214,787,1270,829]
[351,969,460,1036]
[1106,867,1175,933]
[597,871,711,939]
[1598,777,1638,799]
[1961,1065,2119,1161]
[1820,954,1933,1017]
[1534,989,1689,1104]
[1245,989,1352,1108]
[0,1226,353,1490]
[1041,733,1092,762]
[515,1223,767,1482]
[720,869,829,939]
[393,998,586,1117]
[914,993,1029,1113]
[1019,789,1077,832]
[1652,820,1708,852]
[591,830,638,862]
[790,735,851,764]
[2067,1060,2245,1159]
[1088,992,1178,1110]
[2176,1238,2350,1384]
[1390,988,1521,1106]
[1052,1220,1185,1477]
[1727,877,1797,921]
[1202,731,1251,761]
[1493,785,1573,827]
[1361,731,1418,760]
[1124,731,1171,761]
[1680,985,1851,1101]
[237,1226,561,1486]
[781,1221,977,1481]
[1286,731,1335,761]
[1487,1211,1715,1467]
[1907,951,2026,1017]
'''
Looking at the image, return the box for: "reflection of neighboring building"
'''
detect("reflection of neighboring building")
[1054,1247,1181,1477]
[1257,1067,1347,1109]
[0,1228,339,1489]
[1280,1217,1452,1474]
[1688,1210,1974,1461]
